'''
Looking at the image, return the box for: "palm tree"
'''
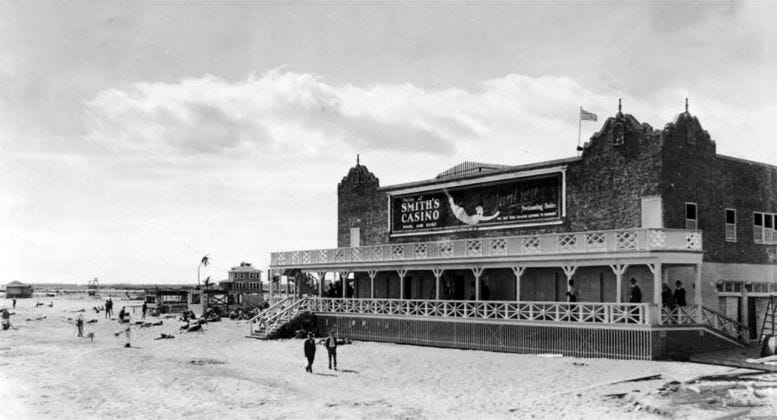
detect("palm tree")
[197,255,209,287]
[203,276,211,312]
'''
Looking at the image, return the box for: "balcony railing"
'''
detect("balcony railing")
[304,297,649,325]
[271,228,702,267]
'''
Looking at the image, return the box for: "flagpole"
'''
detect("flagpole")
[577,107,582,154]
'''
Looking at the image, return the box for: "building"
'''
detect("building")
[263,103,777,359]
[222,262,264,292]
[5,281,33,298]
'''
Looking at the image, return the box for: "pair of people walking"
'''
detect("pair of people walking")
[303,331,339,373]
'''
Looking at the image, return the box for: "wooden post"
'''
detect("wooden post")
[609,264,628,303]
[648,262,662,325]
[432,268,444,301]
[339,271,350,299]
[397,269,407,299]
[562,265,578,302]
[694,263,703,323]
[471,267,484,300]
[317,271,326,298]
[511,266,525,301]
[368,270,378,299]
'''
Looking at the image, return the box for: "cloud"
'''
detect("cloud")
[83,70,614,163]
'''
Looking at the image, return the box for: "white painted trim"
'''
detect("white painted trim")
[389,220,564,238]
[561,167,567,218]
[386,165,567,196]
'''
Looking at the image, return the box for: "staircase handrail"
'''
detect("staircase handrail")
[248,297,292,324]
[251,298,309,336]
[700,305,749,341]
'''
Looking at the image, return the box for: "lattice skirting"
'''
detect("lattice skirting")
[316,314,662,360]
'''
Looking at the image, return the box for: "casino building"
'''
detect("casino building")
[256,104,777,360]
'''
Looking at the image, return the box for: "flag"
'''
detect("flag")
[580,108,598,122]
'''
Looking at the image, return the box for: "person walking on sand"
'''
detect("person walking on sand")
[118,306,127,324]
[141,302,148,319]
[105,298,112,319]
[304,332,316,373]
[76,314,84,338]
[320,331,338,370]
[12,299,16,309]
[1,308,12,331]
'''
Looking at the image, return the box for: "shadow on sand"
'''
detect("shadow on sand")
[314,372,337,377]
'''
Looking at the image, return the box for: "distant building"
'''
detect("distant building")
[221,262,263,292]
[6,281,33,298]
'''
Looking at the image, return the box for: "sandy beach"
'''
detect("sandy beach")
[1,296,775,419]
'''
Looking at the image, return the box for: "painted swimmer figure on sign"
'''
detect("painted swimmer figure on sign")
[443,189,500,226]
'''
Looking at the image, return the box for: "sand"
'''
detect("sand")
[0,296,772,419]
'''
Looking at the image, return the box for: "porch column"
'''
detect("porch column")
[609,264,628,303]
[648,263,662,325]
[511,266,526,301]
[339,271,350,299]
[268,269,273,302]
[397,269,407,299]
[562,265,578,299]
[432,268,444,300]
[694,263,703,323]
[367,270,378,299]
[317,271,326,298]
[471,267,484,300]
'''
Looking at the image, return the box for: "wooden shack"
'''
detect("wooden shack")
[6,281,33,298]
[144,287,189,314]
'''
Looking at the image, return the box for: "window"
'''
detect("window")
[725,209,736,242]
[754,212,777,244]
[685,203,698,230]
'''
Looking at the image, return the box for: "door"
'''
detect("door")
[350,227,360,247]
[748,297,758,340]
[641,196,663,228]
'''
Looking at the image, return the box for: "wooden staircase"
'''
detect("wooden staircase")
[247,297,308,339]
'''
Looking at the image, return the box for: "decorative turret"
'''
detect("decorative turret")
[581,98,656,157]
[338,154,379,191]
[663,98,715,153]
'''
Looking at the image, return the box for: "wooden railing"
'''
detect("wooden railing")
[271,228,702,267]
[251,298,307,337]
[661,305,749,341]
[248,297,291,324]
[304,298,649,325]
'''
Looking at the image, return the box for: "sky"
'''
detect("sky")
[1,1,776,285]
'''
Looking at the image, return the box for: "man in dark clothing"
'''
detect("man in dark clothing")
[320,331,338,370]
[304,332,316,373]
[118,306,127,324]
[141,302,148,319]
[673,281,687,307]
[661,283,675,309]
[629,278,642,303]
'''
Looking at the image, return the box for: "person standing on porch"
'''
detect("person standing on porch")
[673,281,687,307]
[661,283,675,309]
[629,278,642,303]
[566,279,578,302]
